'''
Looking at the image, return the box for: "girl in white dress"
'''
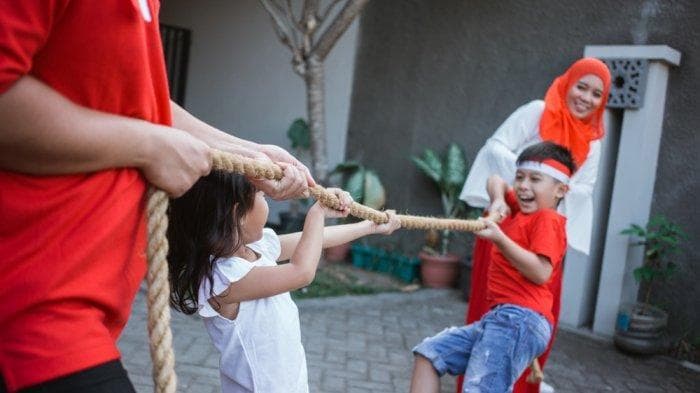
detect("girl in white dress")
[167,170,401,393]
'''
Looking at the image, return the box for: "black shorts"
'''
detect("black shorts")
[0,360,136,393]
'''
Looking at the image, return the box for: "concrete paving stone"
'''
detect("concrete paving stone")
[324,349,348,363]
[345,359,368,374]
[371,361,409,374]
[344,337,367,350]
[324,368,367,381]
[368,367,392,382]
[180,341,216,365]
[181,378,219,393]
[346,388,372,393]
[326,329,349,340]
[380,331,404,344]
[176,364,219,380]
[346,379,394,391]
[351,346,387,362]
[320,376,347,392]
[380,314,400,324]
[305,351,324,362]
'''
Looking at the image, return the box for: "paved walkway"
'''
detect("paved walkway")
[119,288,699,392]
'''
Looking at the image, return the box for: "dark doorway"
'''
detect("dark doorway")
[160,24,191,106]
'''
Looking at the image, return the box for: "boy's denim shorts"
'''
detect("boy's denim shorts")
[413,304,552,393]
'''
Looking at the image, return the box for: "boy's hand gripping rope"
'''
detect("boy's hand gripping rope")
[145,149,492,393]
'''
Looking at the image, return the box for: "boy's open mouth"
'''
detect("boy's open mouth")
[517,195,535,204]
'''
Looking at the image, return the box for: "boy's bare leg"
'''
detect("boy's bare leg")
[409,355,440,393]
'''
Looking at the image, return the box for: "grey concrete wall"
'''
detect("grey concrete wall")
[347,0,699,340]
[160,0,358,222]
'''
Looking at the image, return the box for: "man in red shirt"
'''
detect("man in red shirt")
[409,142,575,393]
[0,1,312,392]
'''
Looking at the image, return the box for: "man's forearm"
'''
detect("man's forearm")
[0,76,155,175]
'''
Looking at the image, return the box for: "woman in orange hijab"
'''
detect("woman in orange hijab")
[457,58,611,393]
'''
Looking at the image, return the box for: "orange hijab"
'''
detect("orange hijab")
[539,58,611,168]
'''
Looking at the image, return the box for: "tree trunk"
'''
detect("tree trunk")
[305,56,328,182]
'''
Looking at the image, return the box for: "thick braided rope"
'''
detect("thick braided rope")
[212,149,487,232]
[146,188,176,393]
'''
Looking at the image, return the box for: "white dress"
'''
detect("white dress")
[459,100,601,255]
[198,228,308,393]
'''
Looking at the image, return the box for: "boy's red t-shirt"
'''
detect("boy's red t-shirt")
[486,190,567,324]
[0,1,171,391]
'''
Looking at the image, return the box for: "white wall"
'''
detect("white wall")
[160,0,359,222]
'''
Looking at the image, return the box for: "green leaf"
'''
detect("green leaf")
[345,170,365,204]
[621,224,645,237]
[362,170,386,210]
[444,143,467,190]
[633,267,643,282]
[412,155,442,185]
[287,118,310,150]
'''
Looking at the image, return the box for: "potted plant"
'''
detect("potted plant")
[324,161,387,262]
[277,118,313,233]
[614,215,687,355]
[412,143,470,288]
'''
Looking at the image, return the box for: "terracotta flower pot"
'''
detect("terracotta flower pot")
[324,242,351,262]
[419,251,461,288]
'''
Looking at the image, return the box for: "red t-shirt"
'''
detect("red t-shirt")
[0,1,171,390]
[486,190,567,324]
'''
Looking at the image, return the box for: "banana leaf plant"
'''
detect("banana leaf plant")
[412,143,469,255]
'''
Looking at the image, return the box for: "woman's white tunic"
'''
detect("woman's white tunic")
[459,100,601,254]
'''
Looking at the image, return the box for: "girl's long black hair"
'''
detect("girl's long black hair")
[167,171,256,314]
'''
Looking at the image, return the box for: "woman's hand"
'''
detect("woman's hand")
[474,217,506,243]
[370,210,402,235]
[487,198,511,223]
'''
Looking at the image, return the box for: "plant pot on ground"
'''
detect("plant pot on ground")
[413,143,476,288]
[324,242,352,262]
[614,215,687,355]
[418,249,461,288]
[615,302,670,355]
[323,161,387,262]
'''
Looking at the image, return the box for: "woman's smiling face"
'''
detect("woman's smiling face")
[566,74,605,120]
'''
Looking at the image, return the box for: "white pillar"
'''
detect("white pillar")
[586,45,681,336]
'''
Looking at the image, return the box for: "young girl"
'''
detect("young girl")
[167,170,401,393]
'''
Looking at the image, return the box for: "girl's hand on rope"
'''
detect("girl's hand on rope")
[474,217,505,242]
[258,144,316,187]
[250,161,308,201]
[143,126,212,197]
[314,188,353,218]
[487,198,511,223]
[370,210,401,235]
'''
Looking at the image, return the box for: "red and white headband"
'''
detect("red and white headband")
[517,159,572,184]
